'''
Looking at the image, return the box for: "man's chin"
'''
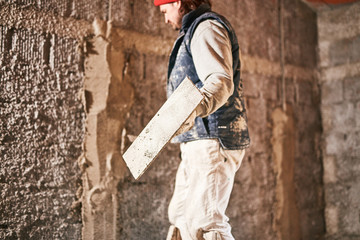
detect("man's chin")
[170,24,180,31]
[173,25,181,31]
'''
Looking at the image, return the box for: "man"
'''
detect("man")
[154,0,250,239]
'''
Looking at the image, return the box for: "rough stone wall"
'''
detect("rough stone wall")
[317,2,360,240]
[0,3,90,239]
[1,0,326,240]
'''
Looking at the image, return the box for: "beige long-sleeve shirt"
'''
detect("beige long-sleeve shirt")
[191,19,234,118]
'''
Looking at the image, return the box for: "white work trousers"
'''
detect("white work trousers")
[168,139,245,240]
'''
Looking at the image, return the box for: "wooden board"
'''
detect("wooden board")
[122,77,203,180]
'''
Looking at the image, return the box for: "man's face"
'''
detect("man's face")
[159,1,182,30]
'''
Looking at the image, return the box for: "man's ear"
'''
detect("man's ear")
[173,0,181,10]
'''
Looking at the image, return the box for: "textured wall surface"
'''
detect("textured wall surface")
[0,1,91,239]
[0,0,331,239]
[0,19,86,240]
[318,2,360,240]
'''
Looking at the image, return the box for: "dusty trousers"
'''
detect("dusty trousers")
[168,139,245,240]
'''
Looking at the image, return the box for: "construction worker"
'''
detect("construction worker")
[154,0,250,239]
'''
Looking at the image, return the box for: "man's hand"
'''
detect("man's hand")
[174,109,197,136]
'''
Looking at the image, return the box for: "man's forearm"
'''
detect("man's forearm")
[191,20,234,118]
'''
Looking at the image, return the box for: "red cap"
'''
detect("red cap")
[154,0,177,6]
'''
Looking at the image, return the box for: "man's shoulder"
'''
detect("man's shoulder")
[193,19,228,40]
[197,19,224,31]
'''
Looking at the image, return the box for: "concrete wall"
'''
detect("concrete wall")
[0,0,329,239]
[317,2,360,240]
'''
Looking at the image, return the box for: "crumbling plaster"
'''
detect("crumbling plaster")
[272,105,309,240]
[78,16,179,238]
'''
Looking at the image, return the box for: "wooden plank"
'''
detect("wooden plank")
[122,77,204,180]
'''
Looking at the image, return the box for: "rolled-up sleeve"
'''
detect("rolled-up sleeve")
[191,20,234,118]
